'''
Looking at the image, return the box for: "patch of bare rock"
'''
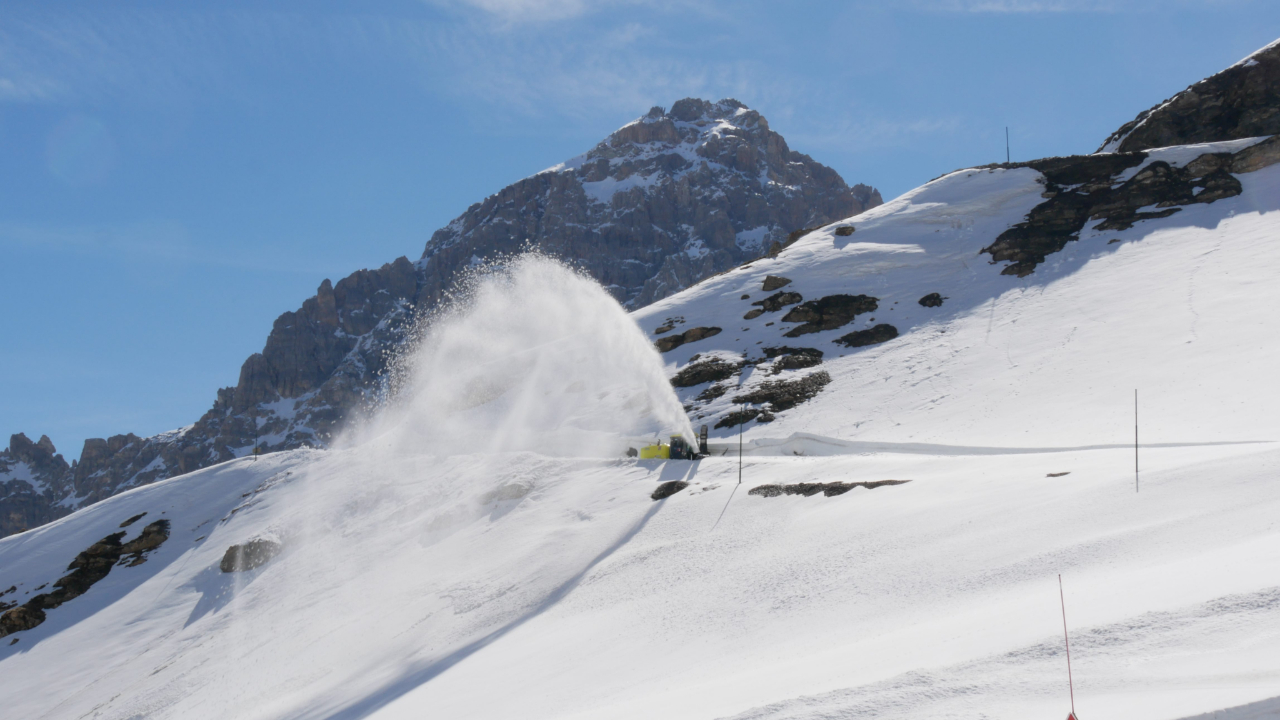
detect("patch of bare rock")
[671,357,744,388]
[715,371,833,428]
[749,479,911,497]
[978,146,1257,276]
[651,481,690,501]
[761,275,793,291]
[782,294,879,337]
[655,326,723,353]
[0,518,170,639]
[835,323,899,348]
[220,538,283,573]
[1100,39,1280,153]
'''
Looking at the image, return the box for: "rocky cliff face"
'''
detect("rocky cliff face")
[1,98,881,539]
[1099,39,1280,153]
[0,434,74,536]
[418,98,880,308]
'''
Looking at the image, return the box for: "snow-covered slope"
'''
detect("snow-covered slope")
[2,136,1277,719]
[638,137,1280,450]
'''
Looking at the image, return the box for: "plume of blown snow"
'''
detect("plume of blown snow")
[347,253,694,457]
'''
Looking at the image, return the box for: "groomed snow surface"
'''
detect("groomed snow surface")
[2,151,1279,720]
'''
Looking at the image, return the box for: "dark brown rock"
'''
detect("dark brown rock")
[835,324,899,348]
[0,521,166,638]
[714,407,761,429]
[781,295,878,336]
[748,479,910,498]
[655,326,722,353]
[119,512,146,528]
[118,520,171,567]
[651,481,689,500]
[696,384,729,402]
[981,149,1247,277]
[785,226,824,248]
[220,539,283,573]
[834,225,855,236]
[0,606,45,637]
[731,371,832,413]
[761,346,824,374]
[1100,40,1280,153]
[1229,134,1280,174]
[762,275,792,291]
[918,293,944,308]
[670,358,742,387]
[751,291,803,313]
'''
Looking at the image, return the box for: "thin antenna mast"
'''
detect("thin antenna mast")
[738,350,746,486]
[1059,574,1076,718]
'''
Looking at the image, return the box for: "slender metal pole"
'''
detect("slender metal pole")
[1059,574,1076,717]
[738,349,747,486]
[1006,126,1010,163]
[738,402,744,486]
[1135,389,1139,493]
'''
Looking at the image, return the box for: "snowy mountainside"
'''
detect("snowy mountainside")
[2,138,1279,719]
[5,41,1280,720]
[1,98,881,540]
[639,135,1280,446]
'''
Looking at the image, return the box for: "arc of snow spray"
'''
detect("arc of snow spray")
[1060,574,1078,720]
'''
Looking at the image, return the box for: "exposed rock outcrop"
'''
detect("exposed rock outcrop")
[651,481,689,500]
[670,357,743,388]
[979,137,1279,276]
[835,324,899,348]
[0,519,169,638]
[761,275,792,292]
[655,326,723,353]
[1099,39,1280,153]
[781,295,879,337]
[761,346,824,374]
[220,539,284,573]
[713,371,833,428]
[421,99,881,310]
[748,479,910,497]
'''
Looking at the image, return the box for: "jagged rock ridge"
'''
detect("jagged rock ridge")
[417,98,880,308]
[1099,38,1280,153]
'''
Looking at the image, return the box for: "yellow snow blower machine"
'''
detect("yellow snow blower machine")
[635,426,708,460]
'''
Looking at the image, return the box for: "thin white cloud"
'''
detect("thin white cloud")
[425,0,712,24]
[910,0,1250,11]
[935,0,1116,10]
[0,221,334,275]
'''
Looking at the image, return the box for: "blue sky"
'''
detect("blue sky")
[3,0,1278,458]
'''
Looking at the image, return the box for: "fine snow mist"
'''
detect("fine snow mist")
[352,254,694,457]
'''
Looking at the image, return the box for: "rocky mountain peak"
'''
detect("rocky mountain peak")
[420,97,880,309]
[1099,37,1280,153]
[7,433,62,468]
